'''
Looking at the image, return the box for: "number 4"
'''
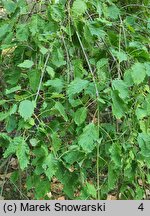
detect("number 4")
[138,203,144,211]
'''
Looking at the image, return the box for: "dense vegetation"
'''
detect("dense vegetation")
[0,0,150,200]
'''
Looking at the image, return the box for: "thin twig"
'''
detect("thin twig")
[121,4,150,9]
[35,52,50,103]
[75,30,99,98]
[61,33,73,83]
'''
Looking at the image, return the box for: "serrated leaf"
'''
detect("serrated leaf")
[28,70,40,92]
[78,123,98,153]
[0,104,17,121]
[4,136,29,170]
[3,0,16,14]
[111,49,128,62]
[108,163,118,190]
[44,78,64,93]
[107,5,120,20]
[63,150,84,165]
[54,102,68,121]
[72,0,87,17]
[112,79,129,99]
[51,132,62,152]
[16,24,29,42]
[74,107,87,126]
[35,179,50,199]
[88,22,106,39]
[16,137,30,170]
[67,78,89,96]
[29,15,38,36]
[111,90,126,119]
[131,62,146,85]
[42,154,58,180]
[137,133,150,157]
[86,182,97,198]
[109,143,122,168]
[51,47,66,67]
[50,4,65,22]
[18,60,34,68]
[18,100,34,121]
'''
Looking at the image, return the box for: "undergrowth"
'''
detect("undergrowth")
[0,0,150,200]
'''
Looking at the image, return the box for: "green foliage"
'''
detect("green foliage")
[18,100,34,121]
[0,0,150,200]
[4,136,29,170]
[78,123,99,153]
[74,107,87,126]
[18,60,34,69]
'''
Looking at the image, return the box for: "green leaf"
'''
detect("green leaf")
[29,15,38,36]
[4,136,29,170]
[29,138,39,147]
[131,62,146,85]
[144,62,150,76]
[35,179,50,199]
[46,66,55,79]
[111,90,126,119]
[73,59,87,78]
[44,78,64,93]
[0,104,17,121]
[3,137,18,157]
[112,79,129,99]
[3,0,17,14]
[109,143,122,168]
[26,175,50,199]
[51,47,66,67]
[108,163,119,190]
[67,78,89,96]
[74,107,87,126]
[54,102,68,121]
[0,24,10,40]
[39,45,48,55]
[85,182,97,198]
[28,70,40,92]
[5,85,21,95]
[42,154,58,180]
[78,123,98,153]
[0,100,6,105]
[18,100,34,121]
[49,4,65,22]
[106,5,120,20]
[16,137,30,170]
[88,22,106,39]
[111,49,128,62]
[63,149,84,165]
[124,69,134,87]
[16,24,29,42]
[72,0,87,17]
[6,115,17,133]
[18,60,34,69]
[51,132,62,152]
[137,133,150,157]
[135,108,147,120]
